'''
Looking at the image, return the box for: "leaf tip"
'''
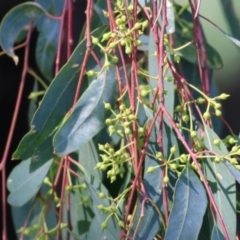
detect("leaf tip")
[13,56,19,65]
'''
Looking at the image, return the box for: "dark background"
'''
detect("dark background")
[0,1,86,239]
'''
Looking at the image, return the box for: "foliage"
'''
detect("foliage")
[1,0,240,239]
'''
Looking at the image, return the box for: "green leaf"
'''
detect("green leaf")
[203,124,236,240]
[34,0,64,81]
[174,6,223,69]
[53,67,118,157]
[7,159,52,207]
[35,16,60,81]
[0,2,47,64]
[78,140,102,181]
[82,170,121,240]
[211,225,225,240]
[62,190,94,239]
[130,108,162,239]
[11,195,57,240]
[12,25,107,161]
[164,166,207,240]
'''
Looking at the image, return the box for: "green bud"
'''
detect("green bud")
[120,39,126,45]
[147,166,156,173]
[91,36,99,45]
[125,45,132,54]
[156,152,163,159]
[231,146,238,152]
[98,144,105,151]
[100,164,107,171]
[115,18,122,26]
[170,146,176,154]
[163,176,170,183]
[190,131,197,138]
[213,138,220,146]
[104,102,112,110]
[215,109,222,117]
[196,97,205,104]
[173,54,181,63]
[43,177,52,186]
[118,220,124,228]
[128,5,134,11]
[111,56,119,64]
[214,103,222,109]
[142,20,149,29]
[229,137,237,145]
[82,196,89,203]
[214,157,221,163]
[135,39,142,46]
[128,114,136,120]
[96,162,103,169]
[98,192,106,199]
[203,111,211,120]
[109,41,117,49]
[121,15,127,22]
[101,221,108,230]
[138,127,144,134]
[110,175,117,183]
[86,70,95,76]
[182,115,189,122]
[102,32,111,41]
[105,118,112,125]
[60,223,68,230]
[134,22,142,30]
[230,158,238,165]
[97,204,105,210]
[110,32,117,38]
[180,154,188,163]
[218,93,230,100]
[175,105,182,112]
[170,163,178,170]
[124,127,132,135]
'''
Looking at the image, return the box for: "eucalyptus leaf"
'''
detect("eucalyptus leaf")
[12,26,107,161]
[0,2,48,64]
[53,67,118,157]
[82,170,121,240]
[211,225,225,240]
[78,140,102,181]
[164,166,207,240]
[203,124,236,240]
[7,159,52,207]
[130,107,162,239]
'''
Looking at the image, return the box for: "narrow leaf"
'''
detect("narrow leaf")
[164,166,207,240]
[203,124,236,240]
[130,114,162,239]
[78,140,102,181]
[53,67,118,157]
[12,26,107,161]
[7,159,52,207]
[0,3,47,64]
[34,0,64,80]
[35,17,60,80]
[211,225,225,240]
[82,169,121,240]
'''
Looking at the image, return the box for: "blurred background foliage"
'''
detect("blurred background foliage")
[176,0,240,135]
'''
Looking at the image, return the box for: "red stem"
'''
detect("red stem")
[56,158,68,239]
[55,0,68,75]
[67,0,73,58]
[0,21,33,240]
[162,107,230,240]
